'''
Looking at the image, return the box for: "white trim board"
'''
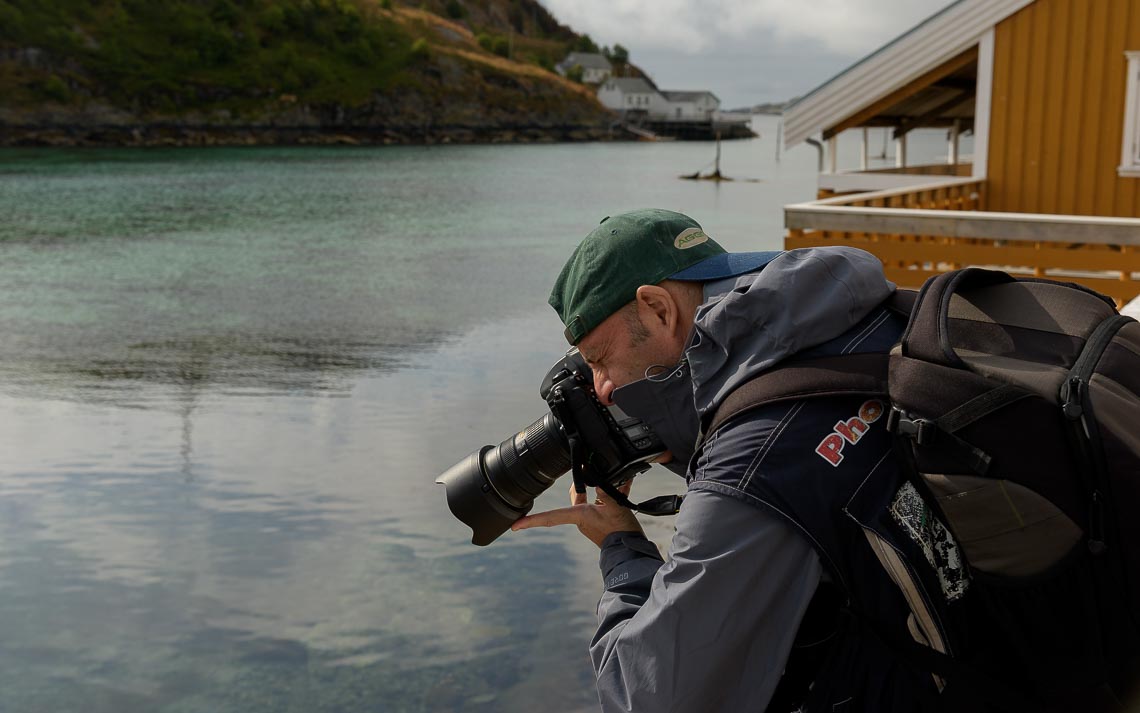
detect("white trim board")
[783,0,1035,150]
[1120,51,1140,178]
[818,172,966,193]
[972,29,995,180]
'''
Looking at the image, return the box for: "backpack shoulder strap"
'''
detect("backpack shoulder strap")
[886,288,918,319]
[704,353,889,438]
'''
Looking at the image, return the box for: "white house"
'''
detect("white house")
[598,79,730,125]
[659,91,720,120]
[555,53,612,84]
[597,77,666,115]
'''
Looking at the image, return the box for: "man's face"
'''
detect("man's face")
[576,306,683,407]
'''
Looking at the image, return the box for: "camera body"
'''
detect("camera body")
[540,350,664,486]
[436,349,666,545]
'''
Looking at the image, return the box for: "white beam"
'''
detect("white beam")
[973,28,995,179]
[818,171,968,193]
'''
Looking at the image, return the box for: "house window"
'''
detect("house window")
[1121,51,1140,177]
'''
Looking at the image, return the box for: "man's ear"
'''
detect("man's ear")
[635,284,677,335]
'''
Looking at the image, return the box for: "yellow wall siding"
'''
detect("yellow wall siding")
[988,0,1140,216]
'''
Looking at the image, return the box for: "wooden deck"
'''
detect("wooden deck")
[785,177,1140,304]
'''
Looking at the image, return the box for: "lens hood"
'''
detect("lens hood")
[436,446,531,546]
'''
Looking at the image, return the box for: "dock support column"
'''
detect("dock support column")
[949,120,960,166]
[827,135,838,174]
[860,128,869,171]
[895,133,908,169]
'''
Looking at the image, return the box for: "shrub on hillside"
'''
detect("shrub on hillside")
[39,74,71,102]
[444,0,465,19]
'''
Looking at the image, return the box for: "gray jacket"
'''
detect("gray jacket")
[590,247,895,712]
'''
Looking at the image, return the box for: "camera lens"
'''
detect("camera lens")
[436,412,571,545]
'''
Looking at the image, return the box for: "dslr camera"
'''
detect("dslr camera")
[436,349,667,545]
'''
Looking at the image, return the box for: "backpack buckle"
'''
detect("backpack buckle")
[887,407,934,445]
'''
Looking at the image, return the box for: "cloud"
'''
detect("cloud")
[541,0,952,56]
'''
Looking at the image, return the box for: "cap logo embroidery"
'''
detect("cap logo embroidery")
[674,228,708,249]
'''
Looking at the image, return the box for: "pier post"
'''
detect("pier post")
[949,120,960,166]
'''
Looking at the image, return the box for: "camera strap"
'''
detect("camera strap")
[557,409,683,517]
[632,491,685,517]
[598,478,684,517]
[568,439,684,516]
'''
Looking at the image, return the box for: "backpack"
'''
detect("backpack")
[708,267,1140,708]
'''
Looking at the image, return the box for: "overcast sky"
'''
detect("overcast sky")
[540,0,954,109]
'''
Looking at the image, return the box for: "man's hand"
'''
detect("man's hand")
[511,482,643,547]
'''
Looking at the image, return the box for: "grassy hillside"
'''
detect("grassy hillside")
[0,0,615,144]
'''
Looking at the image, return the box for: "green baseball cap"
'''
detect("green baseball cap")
[549,209,726,345]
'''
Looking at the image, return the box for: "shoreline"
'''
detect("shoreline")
[0,123,631,148]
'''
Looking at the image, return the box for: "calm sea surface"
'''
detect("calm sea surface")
[0,118,961,712]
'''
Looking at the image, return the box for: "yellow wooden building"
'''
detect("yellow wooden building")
[782,0,1140,304]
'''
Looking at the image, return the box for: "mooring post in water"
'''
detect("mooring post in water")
[713,131,721,179]
[775,119,782,164]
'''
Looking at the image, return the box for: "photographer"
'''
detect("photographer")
[510,208,936,712]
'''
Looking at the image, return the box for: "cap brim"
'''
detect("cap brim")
[669,251,783,281]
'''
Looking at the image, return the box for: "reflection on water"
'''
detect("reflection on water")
[0,123,960,711]
[0,323,601,712]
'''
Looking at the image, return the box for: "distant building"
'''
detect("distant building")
[597,77,664,116]
[599,80,726,123]
[555,52,612,84]
[660,91,720,120]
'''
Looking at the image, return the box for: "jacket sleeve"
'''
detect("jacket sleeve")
[591,487,823,713]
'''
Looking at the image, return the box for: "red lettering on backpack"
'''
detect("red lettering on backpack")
[860,400,884,423]
[834,418,868,444]
[816,400,886,467]
[816,434,845,466]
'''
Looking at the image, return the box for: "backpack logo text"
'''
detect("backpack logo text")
[815,400,885,466]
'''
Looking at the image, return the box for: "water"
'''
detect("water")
[0,118,956,712]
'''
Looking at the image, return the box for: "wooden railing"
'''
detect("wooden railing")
[786,178,1140,304]
[817,165,976,197]
[859,162,974,177]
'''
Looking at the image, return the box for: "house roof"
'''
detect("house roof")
[559,52,612,71]
[782,0,1034,148]
[602,78,658,95]
[661,91,719,103]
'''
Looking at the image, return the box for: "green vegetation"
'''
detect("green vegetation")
[0,0,415,114]
[0,0,616,141]
[573,34,599,53]
[409,37,429,60]
[443,0,465,19]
